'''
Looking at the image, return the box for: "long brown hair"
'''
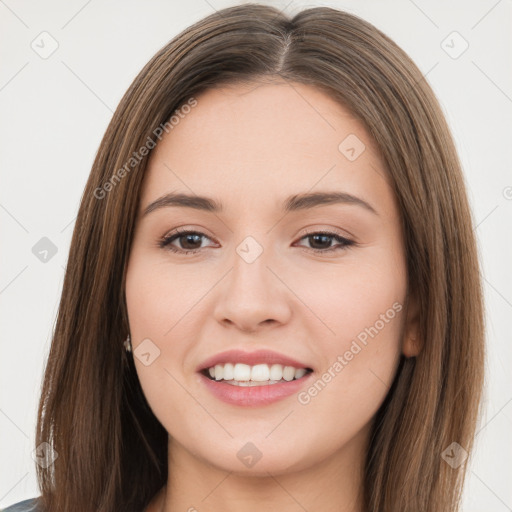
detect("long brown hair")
[35,4,485,511]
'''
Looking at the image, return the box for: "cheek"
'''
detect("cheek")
[291,293,403,461]
[291,249,405,425]
[124,253,209,416]
[125,253,204,340]
[296,250,405,355]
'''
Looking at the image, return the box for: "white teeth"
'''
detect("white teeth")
[269,364,283,381]
[223,362,234,380]
[233,363,251,381]
[224,380,281,387]
[205,363,310,383]
[251,364,270,381]
[214,364,223,381]
[294,368,307,379]
[282,366,295,381]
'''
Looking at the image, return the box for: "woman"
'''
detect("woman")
[3,3,485,511]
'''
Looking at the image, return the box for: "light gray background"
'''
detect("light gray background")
[1,0,511,510]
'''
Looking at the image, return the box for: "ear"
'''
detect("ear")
[402,291,422,358]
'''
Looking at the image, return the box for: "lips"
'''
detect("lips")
[196,349,313,373]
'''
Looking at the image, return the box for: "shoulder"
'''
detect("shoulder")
[1,498,42,512]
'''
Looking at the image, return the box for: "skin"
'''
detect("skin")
[125,79,420,512]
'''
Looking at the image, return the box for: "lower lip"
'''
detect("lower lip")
[198,372,313,407]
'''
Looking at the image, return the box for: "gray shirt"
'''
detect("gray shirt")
[1,498,41,511]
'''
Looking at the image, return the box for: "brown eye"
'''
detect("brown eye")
[159,229,214,255]
[296,231,355,253]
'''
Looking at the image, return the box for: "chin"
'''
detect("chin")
[193,437,314,476]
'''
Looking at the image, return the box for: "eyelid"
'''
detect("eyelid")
[299,226,355,241]
[163,225,355,242]
[164,226,218,243]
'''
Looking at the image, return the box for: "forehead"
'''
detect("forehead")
[140,81,394,218]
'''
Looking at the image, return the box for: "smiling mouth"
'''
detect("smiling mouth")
[199,363,314,386]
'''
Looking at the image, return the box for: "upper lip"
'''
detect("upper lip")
[197,349,313,373]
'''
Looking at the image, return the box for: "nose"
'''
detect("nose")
[212,242,292,333]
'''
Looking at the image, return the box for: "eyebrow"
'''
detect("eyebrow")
[142,190,378,217]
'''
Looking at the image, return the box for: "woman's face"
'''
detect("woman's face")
[125,80,417,476]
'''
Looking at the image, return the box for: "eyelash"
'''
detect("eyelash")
[157,227,356,256]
